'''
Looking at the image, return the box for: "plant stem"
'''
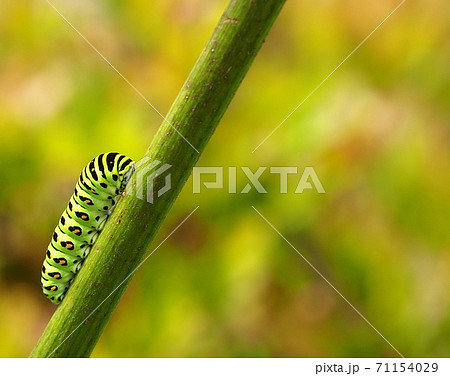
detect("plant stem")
[30,0,286,357]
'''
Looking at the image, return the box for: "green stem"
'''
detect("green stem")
[30,0,286,357]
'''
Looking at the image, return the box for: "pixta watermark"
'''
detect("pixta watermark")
[128,160,325,203]
[126,157,172,204]
[193,166,325,194]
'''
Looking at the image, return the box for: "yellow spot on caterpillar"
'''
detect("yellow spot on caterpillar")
[60,260,67,265]
[51,286,56,291]
[75,229,81,234]
[82,215,87,220]
[55,274,60,279]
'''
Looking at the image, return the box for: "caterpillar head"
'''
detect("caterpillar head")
[119,160,135,193]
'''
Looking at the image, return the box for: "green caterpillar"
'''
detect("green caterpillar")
[41,152,135,304]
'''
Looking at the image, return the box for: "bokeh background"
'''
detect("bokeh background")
[0,0,449,357]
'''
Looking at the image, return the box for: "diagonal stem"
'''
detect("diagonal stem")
[30,0,286,358]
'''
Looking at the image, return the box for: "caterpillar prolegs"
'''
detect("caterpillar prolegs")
[41,153,135,304]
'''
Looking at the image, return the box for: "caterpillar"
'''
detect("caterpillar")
[41,152,135,304]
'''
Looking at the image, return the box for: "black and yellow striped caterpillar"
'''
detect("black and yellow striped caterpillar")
[41,153,135,304]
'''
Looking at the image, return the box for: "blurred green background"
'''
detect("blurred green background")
[0,0,449,357]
